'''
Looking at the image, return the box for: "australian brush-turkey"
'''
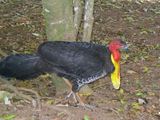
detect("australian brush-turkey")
[0,39,128,107]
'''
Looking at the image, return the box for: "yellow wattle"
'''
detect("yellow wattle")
[111,54,120,89]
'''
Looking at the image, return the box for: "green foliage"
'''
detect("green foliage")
[0,114,16,120]
[131,102,140,110]
[135,91,146,98]
[84,115,90,120]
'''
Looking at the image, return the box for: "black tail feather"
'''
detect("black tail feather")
[0,54,45,80]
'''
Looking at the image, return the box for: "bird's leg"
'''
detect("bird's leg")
[65,91,77,103]
[65,91,73,98]
[75,92,85,106]
[63,78,78,103]
[63,78,95,109]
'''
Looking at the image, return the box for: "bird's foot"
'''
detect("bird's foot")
[65,91,77,103]
[65,91,73,99]
[64,91,96,110]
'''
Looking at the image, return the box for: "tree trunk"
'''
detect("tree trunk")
[42,0,76,41]
[82,0,94,42]
[73,0,83,39]
[42,0,75,94]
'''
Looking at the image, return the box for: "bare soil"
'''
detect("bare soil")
[0,0,160,120]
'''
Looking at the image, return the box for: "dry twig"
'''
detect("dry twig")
[0,76,41,109]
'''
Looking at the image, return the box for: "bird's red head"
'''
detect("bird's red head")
[108,39,127,61]
[108,39,128,89]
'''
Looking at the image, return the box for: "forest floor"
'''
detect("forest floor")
[0,0,160,120]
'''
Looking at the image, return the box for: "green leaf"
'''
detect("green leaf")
[135,92,146,97]
[143,67,149,73]
[0,114,16,120]
[46,99,55,105]
[84,115,90,120]
[120,99,126,104]
[119,88,124,94]
[131,102,140,110]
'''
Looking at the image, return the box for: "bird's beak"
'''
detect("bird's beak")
[120,44,129,51]
[111,55,120,89]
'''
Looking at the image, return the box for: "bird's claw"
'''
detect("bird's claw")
[65,91,96,110]
[65,91,73,99]
[65,91,77,103]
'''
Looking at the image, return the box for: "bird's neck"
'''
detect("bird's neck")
[110,53,120,89]
[109,46,121,89]
[111,50,120,62]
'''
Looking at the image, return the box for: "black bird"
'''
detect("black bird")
[0,39,128,106]
[0,54,41,79]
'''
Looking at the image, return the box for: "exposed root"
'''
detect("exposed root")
[0,76,41,110]
[17,87,41,110]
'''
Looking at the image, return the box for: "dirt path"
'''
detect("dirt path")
[0,0,160,120]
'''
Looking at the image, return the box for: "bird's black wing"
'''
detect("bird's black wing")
[38,41,114,81]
